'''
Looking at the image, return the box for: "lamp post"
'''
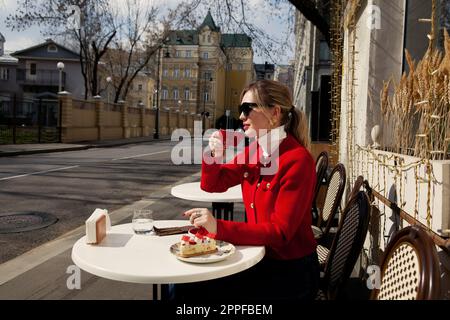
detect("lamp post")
[57,61,65,93]
[154,46,162,139]
[225,109,230,130]
[201,73,212,134]
[106,76,112,105]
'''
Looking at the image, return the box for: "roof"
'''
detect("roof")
[0,53,18,65]
[11,39,79,60]
[221,34,252,47]
[254,63,275,72]
[166,30,198,45]
[0,32,5,42]
[198,10,220,32]
[165,12,251,49]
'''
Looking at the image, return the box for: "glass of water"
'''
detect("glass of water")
[132,209,154,235]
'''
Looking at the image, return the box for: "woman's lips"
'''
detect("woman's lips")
[243,124,250,131]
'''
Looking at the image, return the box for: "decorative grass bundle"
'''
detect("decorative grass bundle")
[380,29,450,160]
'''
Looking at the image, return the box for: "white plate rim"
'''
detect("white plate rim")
[170,240,236,264]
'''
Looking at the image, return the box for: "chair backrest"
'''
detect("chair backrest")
[317,163,346,237]
[313,151,329,209]
[346,175,364,203]
[322,191,371,299]
[372,225,441,300]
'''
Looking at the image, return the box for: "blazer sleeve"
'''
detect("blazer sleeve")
[215,151,316,247]
[200,152,244,193]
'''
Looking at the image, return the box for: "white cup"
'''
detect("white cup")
[132,209,154,235]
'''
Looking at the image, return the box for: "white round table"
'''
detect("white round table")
[171,182,242,220]
[171,182,242,202]
[72,221,264,286]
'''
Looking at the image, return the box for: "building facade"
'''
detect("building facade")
[274,63,295,95]
[292,10,331,142]
[160,10,254,129]
[11,39,84,99]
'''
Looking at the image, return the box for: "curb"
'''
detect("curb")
[0,137,173,157]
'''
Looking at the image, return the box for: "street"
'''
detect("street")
[0,139,201,264]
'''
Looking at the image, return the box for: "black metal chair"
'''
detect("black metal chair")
[317,190,371,300]
[312,151,329,223]
[371,225,441,300]
[312,163,346,241]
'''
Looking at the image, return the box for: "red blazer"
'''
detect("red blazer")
[201,134,317,260]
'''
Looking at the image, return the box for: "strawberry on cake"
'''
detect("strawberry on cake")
[179,227,217,257]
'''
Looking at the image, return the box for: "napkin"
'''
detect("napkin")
[153,225,191,236]
[85,208,111,244]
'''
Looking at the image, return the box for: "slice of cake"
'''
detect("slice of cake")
[179,228,217,257]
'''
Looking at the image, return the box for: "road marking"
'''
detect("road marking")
[111,150,170,161]
[0,165,80,181]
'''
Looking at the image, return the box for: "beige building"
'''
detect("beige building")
[159,10,254,129]
[127,72,156,109]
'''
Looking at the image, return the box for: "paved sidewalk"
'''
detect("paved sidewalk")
[0,135,172,157]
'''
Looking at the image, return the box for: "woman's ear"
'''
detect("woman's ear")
[272,105,282,124]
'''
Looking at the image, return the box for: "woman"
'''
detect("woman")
[183,79,319,300]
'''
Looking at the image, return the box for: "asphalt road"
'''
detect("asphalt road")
[0,139,204,264]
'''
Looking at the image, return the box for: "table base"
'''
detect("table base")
[212,202,234,221]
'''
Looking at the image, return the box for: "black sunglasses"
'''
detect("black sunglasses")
[239,102,259,117]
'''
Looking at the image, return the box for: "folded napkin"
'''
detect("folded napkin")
[153,225,191,236]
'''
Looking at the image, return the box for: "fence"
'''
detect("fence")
[59,94,207,143]
[0,94,61,144]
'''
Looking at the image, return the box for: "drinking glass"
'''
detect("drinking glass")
[132,209,154,234]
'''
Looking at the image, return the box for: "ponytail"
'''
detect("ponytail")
[282,106,310,151]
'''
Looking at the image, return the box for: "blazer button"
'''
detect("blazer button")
[266,182,270,189]
[250,203,254,209]
[243,172,249,178]
[257,182,261,188]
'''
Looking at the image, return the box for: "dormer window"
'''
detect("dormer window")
[47,44,58,52]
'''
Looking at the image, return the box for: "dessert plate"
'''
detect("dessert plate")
[170,240,235,263]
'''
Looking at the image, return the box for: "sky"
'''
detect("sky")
[0,0,294,64]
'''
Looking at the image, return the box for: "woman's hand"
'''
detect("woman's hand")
[208,130,224,158]
[183,208,217,234]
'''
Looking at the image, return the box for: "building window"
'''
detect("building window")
[175,50,181,57]
[174,68,179,78]
[204,71,212,80]
[185,51,191,58]
[184,88,190,100]
[207,35,211,42]
[173,88,179,99]
[30,63,37,75]
[0,68,9,80]
[203,52,208,59]
[162,87,168,99]
[47,44,58,52]
[238,64,243,71]
[163,69,168,77]
[138,84,143,91]
[203,91,209,101]
[319,40,331,61]
[226,63,232,71]
[184,68,190,78]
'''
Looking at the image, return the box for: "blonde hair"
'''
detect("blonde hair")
[240,79,311,150]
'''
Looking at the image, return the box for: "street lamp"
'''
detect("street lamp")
[201,73,212,134]
[57,61,65,93]
[106,76,112,104]
[154,46,165,139]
